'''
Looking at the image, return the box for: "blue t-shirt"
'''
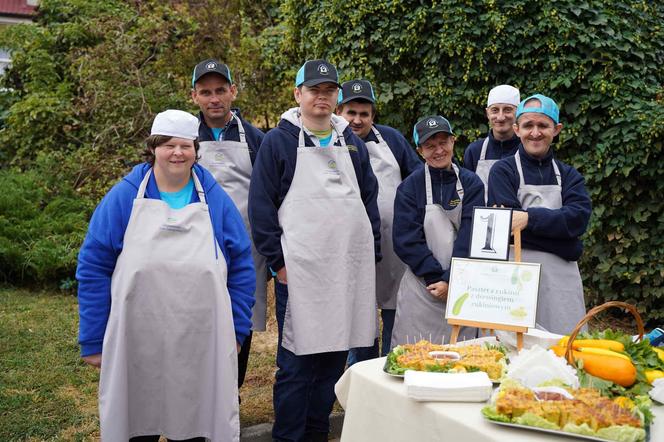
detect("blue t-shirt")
[211,127,224,141]
[319,134,332,147]
[159,178,194,209]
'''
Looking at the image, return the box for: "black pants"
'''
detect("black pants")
[238,330,253,389]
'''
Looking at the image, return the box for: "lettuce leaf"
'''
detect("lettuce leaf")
[513,412,558,430]
[481,405,511,423]
[562,422,595,436]
[595,425,646,442]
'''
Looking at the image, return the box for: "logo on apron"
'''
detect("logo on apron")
[160,216,188,232]
[212,151,226,166]
[325,159,341,176]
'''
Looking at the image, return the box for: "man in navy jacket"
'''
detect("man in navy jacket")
[249,60,381,442]
[488,94,591,334]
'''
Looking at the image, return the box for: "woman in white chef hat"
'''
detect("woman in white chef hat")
[76,109,255,442]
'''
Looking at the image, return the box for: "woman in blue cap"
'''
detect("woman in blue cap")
[488,94,591,334]
[391,116,485,347]
[77,110,255,441]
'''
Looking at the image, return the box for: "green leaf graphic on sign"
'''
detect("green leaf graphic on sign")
[453,292,469,315]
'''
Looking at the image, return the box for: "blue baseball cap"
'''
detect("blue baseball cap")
[516,94,560,124]
[338,79,376,105]
[295,59,339,88]
[413,115,454,146]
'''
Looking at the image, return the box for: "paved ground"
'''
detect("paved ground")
[241,413,344,441]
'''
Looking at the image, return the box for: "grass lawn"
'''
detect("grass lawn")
[0,285,279,440]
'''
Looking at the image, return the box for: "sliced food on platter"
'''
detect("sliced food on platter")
[384,339,508,381]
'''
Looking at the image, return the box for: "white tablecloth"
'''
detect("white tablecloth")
[335,357,664,442]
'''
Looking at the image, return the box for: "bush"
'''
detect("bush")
[0,169,87,284]
[270,0,664,323]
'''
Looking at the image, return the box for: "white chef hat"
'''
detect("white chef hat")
[150,110,200,140]
[487,85,520,107]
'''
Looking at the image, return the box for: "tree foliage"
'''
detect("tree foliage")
[0,0,290,285]
[271,0,664,323]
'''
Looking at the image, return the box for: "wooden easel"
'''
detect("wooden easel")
[449,228,528,351]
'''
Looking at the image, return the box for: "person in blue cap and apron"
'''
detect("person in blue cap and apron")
[391,116,484,347]
[249,60,381,442]
[191,58,266,393]
[487,94,591,334]
[463,84,521,202]
[336,79,422,363]
[77,109,256,441]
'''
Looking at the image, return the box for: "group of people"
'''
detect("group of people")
[76,58,592,442]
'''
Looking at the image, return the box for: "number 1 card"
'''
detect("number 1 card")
[469,207,512,261]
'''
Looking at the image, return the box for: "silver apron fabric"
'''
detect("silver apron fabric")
[391,164,477,347]
[197,113,268,331]
[364,126,407,310]
[99,170,239,442]
[475,137,498,204]
[277,120,376,355]
[513,150,586,334]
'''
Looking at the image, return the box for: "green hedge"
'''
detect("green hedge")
[269,0,664,323]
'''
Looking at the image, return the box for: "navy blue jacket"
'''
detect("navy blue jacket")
[248,112,382,272]
[198,109,265,164]
[463,130,521,172]
[363,124,422,179]
[393,165,485,284]
[487,145,591,261]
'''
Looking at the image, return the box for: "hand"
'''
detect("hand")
[511,210,529,233]
[82,353,102,368]
[236,342,241,354]
[276,267,287,285]
[426,281,448,301]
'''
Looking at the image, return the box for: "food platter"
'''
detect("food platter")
[483,419,651,442]
[383,340,508,382]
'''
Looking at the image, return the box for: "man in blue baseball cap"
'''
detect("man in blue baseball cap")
[336,79,422,364]
[249,60,381,442]
[487,94,591,334]
[190,58,266,399]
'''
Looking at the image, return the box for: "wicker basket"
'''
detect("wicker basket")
[564,301,644,365]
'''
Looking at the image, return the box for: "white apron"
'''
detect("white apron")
[99,170,239,442]
[512,150,586,334]
[277,121,376,355]
[475,137,498,204]
[364,126,407,310]
[197,113,268,331]
[391,164,477,347]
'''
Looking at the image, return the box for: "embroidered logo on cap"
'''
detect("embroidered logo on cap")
[427,118,438,128]
[318,64,329,75]
[206,62,217,70]
[352,83,362,93]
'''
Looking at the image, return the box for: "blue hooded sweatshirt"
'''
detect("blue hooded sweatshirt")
[393,163,485,284]
[76,163,255,357]
[487,145,591,261]
[248,108,382,272]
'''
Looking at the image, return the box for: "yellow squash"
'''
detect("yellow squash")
[645,370,664,384]
[557,336,625,352]
[550,345,637,387]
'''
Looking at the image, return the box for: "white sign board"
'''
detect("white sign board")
[469,207,512,261]
[445,258,540,328]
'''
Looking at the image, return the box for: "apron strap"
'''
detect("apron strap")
[425,164,464,204]
[479,136,489,161]
[371,125,386,145]
[515,150,562,187]
[297,111,347,148]
[452,163,464,202]
[136,169,152,199]
[231,111,246,144]
[191,170,207,204]
[552,159,562,186]
[424,164,434,205]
